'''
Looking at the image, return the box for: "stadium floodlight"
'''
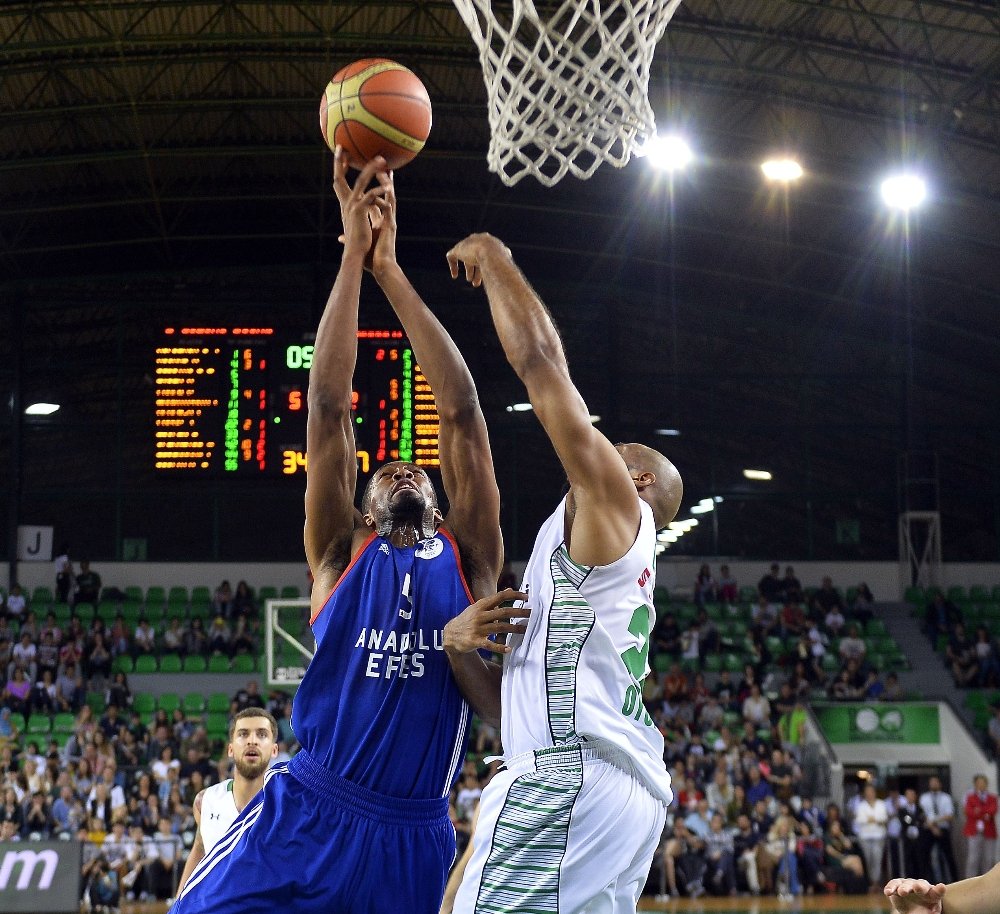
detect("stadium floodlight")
[880,173,927,211]
[654,428,681,436]
[25,402,60,416]
[743,469,773,481]
[505,402,533,412]
[761,158,803,182]
[637,134,693,172]
[691,501,713,514]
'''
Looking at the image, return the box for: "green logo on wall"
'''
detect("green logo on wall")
[816,703,940,743]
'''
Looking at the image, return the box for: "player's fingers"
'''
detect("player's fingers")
[496,622,528,635]
[446,250,460,279]
[472,265,482,287]
[495,588,528,604]
[332,147,351,197]
[353,156,387,195]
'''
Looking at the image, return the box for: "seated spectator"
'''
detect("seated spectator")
[812,576,845,619]
[36,631,59,679]
[694,564,718,608]
[758,564,783,604]
[661,819,707,898]
[973,626,1000,688]
[838,624,867,664]
[231,679,265,713]
[947,622,978,687]
[30,669,58,716]
[780,602,807,640]
[161,617,186,654]
[880,671,904,701]
[763,817,800,898]
[11,630,38,681]
[742,684,771,728]
[108,612,131,656]
[132,618,156,656]
[718,565,738,604]
[86,854,120,912]
[662,663,689,703]
[745,765,774,807]
[105,671,132,710]
[0,708,20,753]
[74,560,102,606]
[146,817,184,899]
[850,582,875,624]
[652,612,682,658]
[207,615,232,656]
[925,592,962,640]
[781,566,804,605]
[56,661,84,712]
[751,595,780,637]
[83,631,113,689]
[3,666,31,716]
[40,612,62,646]
[823,819,867,893]
[184,617,208,656]
[3,584,27,622]
[213,580,233,617]
[231,580,257,619]
[232,615,256,655]
[825,604,847,637]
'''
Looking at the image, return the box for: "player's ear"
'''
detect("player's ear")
[432,507,443,526]
[362,512,376,529]
[227,743,234,760]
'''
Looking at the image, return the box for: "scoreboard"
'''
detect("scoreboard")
[154,326,440,476]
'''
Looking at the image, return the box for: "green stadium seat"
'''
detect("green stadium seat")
[112,654,134,674]
[208,654,231,673]
[258,586,278,603]
[971,586,990,602]
[158,693,180,714]
[653,654,672,673]
[207,692,230,713]
[231,654,256,673]
[821,653,839,672]
[680,656,699,673]
[992,586,1000,601]
[7,713,26,734]
[158,654,182,673]
[134,655,157,673]
[31,586,54,605]
[722,710,742,729]
[965,691,990,711]
[739,586,757,603]
[73,602,95,621]
[868,653,886,670]
[183,655,208,672]
[704,654,722,673]
[723,653,744,673]
[756,728,772,741]
[974,708,992,730]
[948,586,967,602]
[865,619,888,637]
[167,586,189,605]
[846,587,858,604]
[145,586,166,608]
[206,712,230,736]
[279,586,301,599]
[132,693,155,714]
[191,586,212,604]
[52,713,75,733]
[124,586,143,603]
[188,603,211,621]
[765,636,784,657]
[182,693,206,714]
[87,692,104,713]
[52,602,72,623]
[904,586,925,605]
[24,713,52,736]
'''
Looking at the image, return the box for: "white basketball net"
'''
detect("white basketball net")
[452,0,683,186]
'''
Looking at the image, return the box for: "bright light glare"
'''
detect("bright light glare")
[654,428,681,437]
[589,415,601,424]
[25,402,60,416]
[667,522,686,532]
[506,402,533,413]
[661,531,678,542]
[880,173,927,211]
[690,504,712,514]
[761,158,803,182]
[743,469,773,481]
[638,134,693,172]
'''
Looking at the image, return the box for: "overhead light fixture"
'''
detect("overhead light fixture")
[667,522,686,533]
[761,158,803,182]
[661,531,678,542]
[713,496,724,504]
[637,134,694,172]
[690,504,712,514]
[505,402,533,413]
[25,402,60,416]
[880,173,927,211]
[743,469,773,481]
[654,428,681,437]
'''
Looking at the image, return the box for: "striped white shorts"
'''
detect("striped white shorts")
[453,742,666,914]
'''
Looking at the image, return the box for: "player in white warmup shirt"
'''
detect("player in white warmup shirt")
[175,708,278,897]
[443,234,684,914]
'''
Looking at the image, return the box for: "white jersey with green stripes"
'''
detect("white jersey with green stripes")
[501,496,672,804]
[199,778,239,854]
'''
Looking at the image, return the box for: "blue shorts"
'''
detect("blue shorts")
[174,750,456,914]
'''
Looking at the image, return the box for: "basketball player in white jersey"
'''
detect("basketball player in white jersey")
[443,234,684,913]
[175,708,278,897]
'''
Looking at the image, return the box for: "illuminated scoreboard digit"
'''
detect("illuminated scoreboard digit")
[154,327,440,476]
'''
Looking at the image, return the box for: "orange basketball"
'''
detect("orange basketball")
[319,58,432,170]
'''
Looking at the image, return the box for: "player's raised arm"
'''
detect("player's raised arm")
[305,150,391,594]
[447,233,641,566]
[886,865,1000,914]
[369,179,502,580]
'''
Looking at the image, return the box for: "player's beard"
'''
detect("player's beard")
[374,489,438,539]
[234,753,269,780]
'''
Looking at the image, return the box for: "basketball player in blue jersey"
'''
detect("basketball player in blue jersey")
[443,233,683,914]
[172,154,524,914]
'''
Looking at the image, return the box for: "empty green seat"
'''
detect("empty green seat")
[145,586,166,608]
[158,693,180,714]
[704,654,722,672]
[208,654,231,673]
[231,654,256,673]
[904,586,925,605]
[132,693,155,714]
[112,655,134,674]
[207,692,230,713]
[27,715,51,735]
[52,713,75,733]
[7,713,26,733]
[32,586,54,605]
[182,693,206,714]
[971,586,989,602]
[134,655,157,673]
[866,619,888,637]
[191,586,212,604]
[206,712,230,736]
[124,586,143,603]
[723,653,743,672]
[258,586,278,602]
[158,654,182,673]
[948,586,967,602]
[280,586,301,599]
[183,655,207,672]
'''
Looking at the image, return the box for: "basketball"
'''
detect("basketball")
[319,58,432,170]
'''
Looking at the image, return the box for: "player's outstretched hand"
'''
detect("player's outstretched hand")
[884,877,947,914]
[446,233,512,288]
[331,146,390,264]
[443,588,529,655]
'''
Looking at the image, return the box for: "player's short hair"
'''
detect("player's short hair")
[228,707,278,742]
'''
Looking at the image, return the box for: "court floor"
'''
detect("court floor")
[117,895,892,914]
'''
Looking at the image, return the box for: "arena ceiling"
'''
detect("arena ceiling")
[1,1,999,564]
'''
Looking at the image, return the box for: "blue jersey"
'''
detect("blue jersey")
[293,528,474,799]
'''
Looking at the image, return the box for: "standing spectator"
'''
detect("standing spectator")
[854,782,888,889]
[3,584,27,622]
[54,544,73,604]
[850,582,875,624]
[758,564,783,604]
[146,817,184,899]
[212,580,233,618]
[946,623,978,687]
[704,812,738,895]
[812,576,845,617]
[231,581,257,619]
[962,774,997,877]
[973,627,1000,688]
[105,671,132,710]
[718,565,738,604]
[694,564,717,608]
[74,560,102,606]
[919,775,958,883]
[781,566,804,604]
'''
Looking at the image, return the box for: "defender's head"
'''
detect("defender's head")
[614,443,683,529]
[361,461,442,537]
